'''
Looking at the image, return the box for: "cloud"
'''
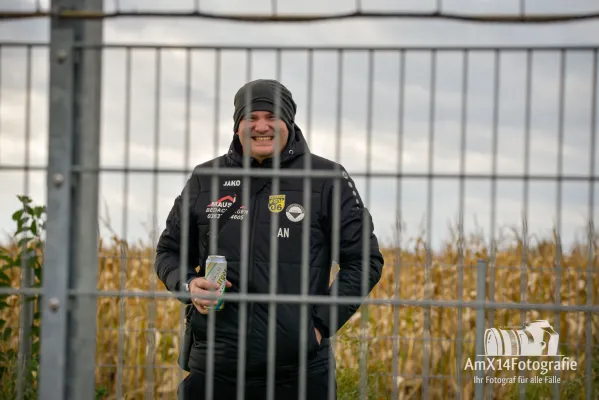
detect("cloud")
[1,0,598,252]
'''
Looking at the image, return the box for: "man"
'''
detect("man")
[155,79,385,399]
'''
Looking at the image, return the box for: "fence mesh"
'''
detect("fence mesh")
[1,1,599,400]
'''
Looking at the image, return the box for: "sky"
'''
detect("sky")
[0,0,598,253]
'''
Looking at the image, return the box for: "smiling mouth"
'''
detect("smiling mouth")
[252,136,274,141]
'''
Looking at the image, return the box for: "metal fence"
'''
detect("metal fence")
[1,1,599,399]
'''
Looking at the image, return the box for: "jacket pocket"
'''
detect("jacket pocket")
[307,313,322,353]
[309,317,321,350]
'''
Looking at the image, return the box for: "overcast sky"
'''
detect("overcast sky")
[1,0,598,253]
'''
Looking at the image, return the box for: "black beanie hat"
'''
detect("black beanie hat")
[232,79,297,133]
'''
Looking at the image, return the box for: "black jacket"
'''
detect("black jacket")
[154,124,384,385]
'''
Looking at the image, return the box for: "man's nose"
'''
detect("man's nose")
[254,119,270,133]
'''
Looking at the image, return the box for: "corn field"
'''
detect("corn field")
[1,219,598,399]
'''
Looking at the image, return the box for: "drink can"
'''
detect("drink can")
[205,255,227,311]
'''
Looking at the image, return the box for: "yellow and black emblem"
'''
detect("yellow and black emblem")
[268,195,286,213]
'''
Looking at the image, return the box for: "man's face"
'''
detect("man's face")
[237,110,289,162]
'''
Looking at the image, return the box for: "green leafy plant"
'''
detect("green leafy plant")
[336,361,392,399]
[0,195,108,399]
[0,195,45,399]
[560,347,599,399]
[505,348,599,400]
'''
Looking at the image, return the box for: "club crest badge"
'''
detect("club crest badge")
[268,195,286,213]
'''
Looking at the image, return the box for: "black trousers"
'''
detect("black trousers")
[177,369,337,400]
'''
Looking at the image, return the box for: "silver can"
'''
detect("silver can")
[204,255,227,311]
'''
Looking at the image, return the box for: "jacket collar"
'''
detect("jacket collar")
[225,123,309,168]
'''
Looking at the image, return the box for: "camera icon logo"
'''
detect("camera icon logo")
[484,320,559,356]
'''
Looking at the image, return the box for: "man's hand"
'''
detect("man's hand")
[189,277,233,314]
[314,327,322,345]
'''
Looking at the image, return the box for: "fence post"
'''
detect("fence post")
[474,260,487,400]
[39,1,103,399]
[68,0,103,398]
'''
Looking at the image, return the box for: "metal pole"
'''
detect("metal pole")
[39,1,103,399]
[474,260,487,400]
[69,0,103,396]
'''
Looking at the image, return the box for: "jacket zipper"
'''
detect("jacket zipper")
[245,179,260,341]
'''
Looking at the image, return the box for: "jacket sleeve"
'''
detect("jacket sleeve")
[154,173,202,302]
[313,167,385,338]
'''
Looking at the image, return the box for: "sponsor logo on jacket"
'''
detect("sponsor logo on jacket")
[206,195,248,220]
[285,203,305,222]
